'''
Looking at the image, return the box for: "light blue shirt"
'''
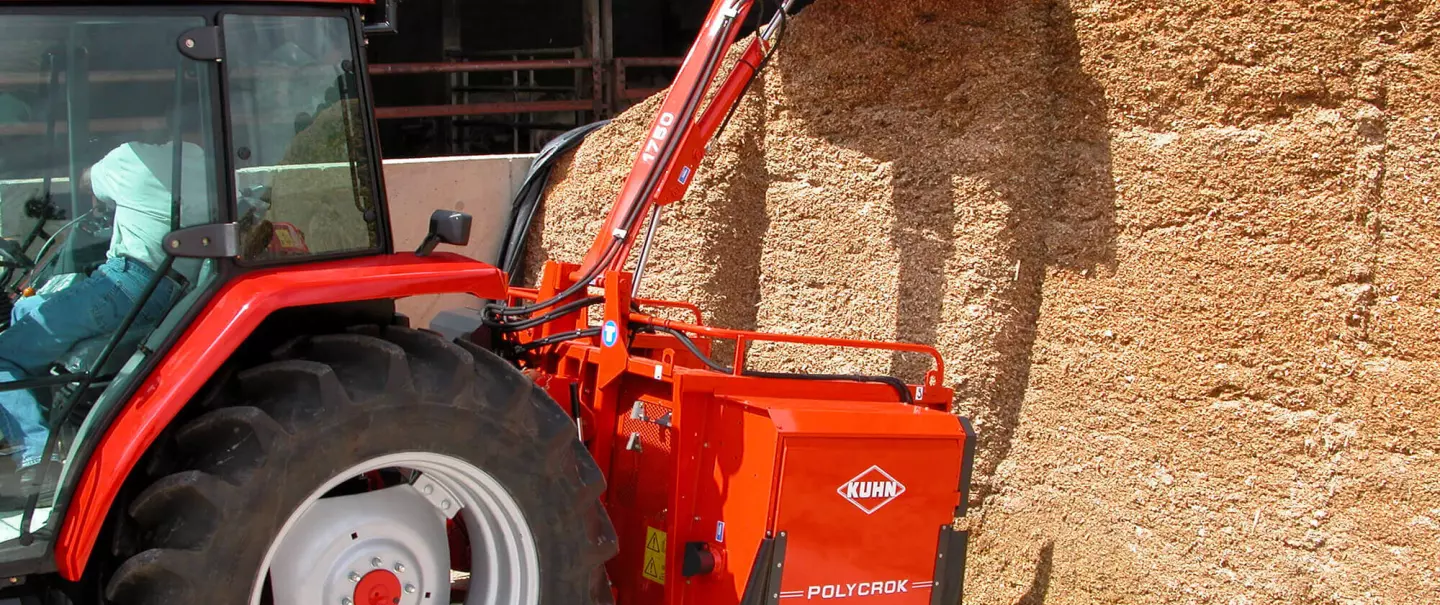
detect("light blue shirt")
[88,141,211,282]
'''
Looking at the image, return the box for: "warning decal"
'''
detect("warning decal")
[643,526,667,585]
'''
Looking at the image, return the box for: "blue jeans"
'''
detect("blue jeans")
[0,257,178,468]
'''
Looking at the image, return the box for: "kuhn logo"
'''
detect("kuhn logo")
[837,465,906,514]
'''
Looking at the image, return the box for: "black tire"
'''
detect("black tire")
[103,325,617,604]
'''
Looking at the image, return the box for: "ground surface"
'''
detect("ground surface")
[525,0,1440,602]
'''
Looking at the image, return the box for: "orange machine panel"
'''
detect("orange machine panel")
[607,396,682,605]
[683,396,965,605]
[771,437,960,602]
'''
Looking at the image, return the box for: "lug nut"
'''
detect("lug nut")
[393,562,406,573]
[342,599,353,605]
[348,571,361,582]
[404,584,417,594]
[371,557,383,568]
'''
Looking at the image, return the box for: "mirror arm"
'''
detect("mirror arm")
[362,0,399,36]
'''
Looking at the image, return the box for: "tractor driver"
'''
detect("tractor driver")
[0,111,210,495]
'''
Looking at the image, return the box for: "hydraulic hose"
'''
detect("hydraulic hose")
[496,119,611,283]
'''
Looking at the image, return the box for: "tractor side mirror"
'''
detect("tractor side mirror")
[415,210,472,257]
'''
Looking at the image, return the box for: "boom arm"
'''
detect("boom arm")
[573,0,797,283]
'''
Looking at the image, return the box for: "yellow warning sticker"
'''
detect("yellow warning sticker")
[642,526,667,585]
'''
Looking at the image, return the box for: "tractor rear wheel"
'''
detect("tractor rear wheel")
[104,326,616,605]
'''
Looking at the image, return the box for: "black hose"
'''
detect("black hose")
[497,120,611,283]
[484,295,604,332]
[515,326,603,353]
[643,324,733,374]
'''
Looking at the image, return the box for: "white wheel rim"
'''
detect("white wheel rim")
[250,452,540,605]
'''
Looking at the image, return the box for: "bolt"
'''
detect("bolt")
[184,39,195,48]
[393,562,406,573]
[404,584,417,594]
[441,499,452,510]
[423,484,434,495]
[342,599,353,605]
[348,571,361,582]
[371,557,383,568]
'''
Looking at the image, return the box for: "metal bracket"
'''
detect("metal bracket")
[362,0,400,35]
[764,532,788,604]
[164,222,241,259]
[629,401,672,428]
[410,473,461,520]
[177,26,223,62]
[739,532,789,605]
[958,416,977,515]
[739,538,774,605]
[928,526,969,605]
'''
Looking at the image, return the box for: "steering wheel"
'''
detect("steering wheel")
[5,213,95,298]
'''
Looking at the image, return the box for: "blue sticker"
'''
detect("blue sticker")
[602,320,619,347]
[715,521,725,543]
[678,166,692,185]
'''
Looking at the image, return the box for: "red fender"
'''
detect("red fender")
[54,252,508,580]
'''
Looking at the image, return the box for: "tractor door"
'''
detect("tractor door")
[0,3,388,575]
[0,7,227,570]
[220,9,387,261]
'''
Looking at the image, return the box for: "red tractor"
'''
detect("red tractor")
[0,1,975,604]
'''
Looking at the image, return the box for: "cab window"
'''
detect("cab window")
[223,14,380,260]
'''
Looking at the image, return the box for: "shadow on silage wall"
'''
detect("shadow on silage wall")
[1017,540,1056,605]
[773,0,1116,504]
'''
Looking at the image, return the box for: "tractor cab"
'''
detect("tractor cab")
[0,2,385,568]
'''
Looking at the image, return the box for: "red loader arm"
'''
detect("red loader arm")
[574,0,795,284]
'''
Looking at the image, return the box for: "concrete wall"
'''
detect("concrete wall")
[383,153,534,328]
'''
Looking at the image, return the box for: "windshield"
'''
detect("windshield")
[0,12,220,546]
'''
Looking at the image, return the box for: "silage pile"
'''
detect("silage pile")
[523,0,1440,602]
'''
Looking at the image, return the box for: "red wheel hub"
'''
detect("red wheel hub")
[354,570,402,605]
